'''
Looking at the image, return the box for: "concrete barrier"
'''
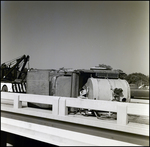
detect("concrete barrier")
[1,117,139,146]
[58,97,149,125]
[1,92,149,137]
[1,92,60,115]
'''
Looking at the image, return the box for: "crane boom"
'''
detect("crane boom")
[1,55,30,93]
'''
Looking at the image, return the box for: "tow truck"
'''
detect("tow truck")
[1,55,30,93]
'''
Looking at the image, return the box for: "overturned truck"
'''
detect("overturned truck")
[26,67,130,110]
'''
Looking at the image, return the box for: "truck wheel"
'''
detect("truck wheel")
[2,85,8,92]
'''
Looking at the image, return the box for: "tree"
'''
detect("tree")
[125,73,149,86]
[113,69,127,79]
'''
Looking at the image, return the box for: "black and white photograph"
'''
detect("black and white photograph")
[1,1,149,146]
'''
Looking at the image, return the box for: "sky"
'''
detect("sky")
[1,1,149,75]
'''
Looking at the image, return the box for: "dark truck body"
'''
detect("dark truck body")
[130,84,149,99]
[130,88,149,99]
[26,68,122,97]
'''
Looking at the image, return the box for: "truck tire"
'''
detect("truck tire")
[2,85,8,92]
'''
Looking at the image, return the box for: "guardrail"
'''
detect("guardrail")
[1,92,149,133]
[59,97,149,125]
[1,92,59,115]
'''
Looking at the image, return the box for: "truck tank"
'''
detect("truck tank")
[82,78,130,102]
